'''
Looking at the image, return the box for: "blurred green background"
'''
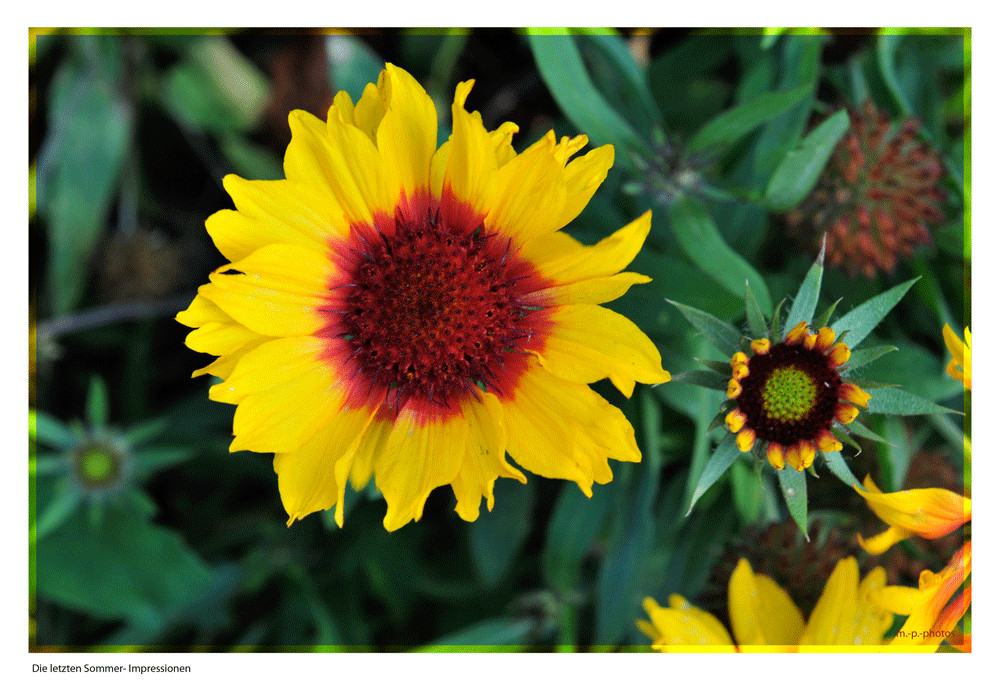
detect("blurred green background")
[29,28,968,650]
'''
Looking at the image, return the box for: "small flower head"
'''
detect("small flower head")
[786,102,945,278]
[724,325,870,470]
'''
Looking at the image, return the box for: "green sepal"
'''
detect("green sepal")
[745,279,770,339]
[814,297,842,329]
[86,375,110,430]
[771,297,787,339]
[830,278,918,349]
[842,345,898,373]
[695,357,735,375]
[819,449,864,489]
[783,236,825,336]
[666,299,741,357]
[670,370,727,391]
[866,387,961,416]
[845,418,893,445]
[777,466,809,537]
[686,435,742,515]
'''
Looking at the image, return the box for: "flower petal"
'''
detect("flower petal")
[800,558,892,645]
[275,405,377,526]
[856,475,971,540]
[521,272,651,306]
[500,364,640,496]
[200,243,331,337]
[640,595,736,650]
[727,558,805,648]
[375,63,438,198]
[536,304,670,398]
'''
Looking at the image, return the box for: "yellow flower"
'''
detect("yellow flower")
[177,64,670,531]
[943,324,970,390]
[856,475,971,555]
[724,321,869,471]
[638,557,893,652]
[871,541,971,651]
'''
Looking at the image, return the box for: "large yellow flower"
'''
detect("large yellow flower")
[638,557,894,652]
[177,64,670,531]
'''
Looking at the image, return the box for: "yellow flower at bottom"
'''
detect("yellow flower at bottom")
[638,557,894,651]
[177,63,670,531]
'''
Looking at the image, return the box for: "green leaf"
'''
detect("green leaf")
[468,478,535,585]
[33,411,76,450]
[830,278,918,349]
[595,490,654,644]
[37,44,132,314]
[777,466,808,536]
[686,435,742,514]
[745,279,769,339]
[669,370,726,391]
[730,458,763,524]
[132,447,195,480]
[820,450,863,489]
[845,418,893,444]
[668,197,772,311]
[526,31,647,155]
[764,110,849,211]
[687,83,812,153]
[161,36,269,135]
[32,485,81,544]
[36,500,213,623]
[814,297,842,328]
[876,34,913,116]
[866,387,960,416]
[542,481,615,592]
[576,31,663,134]
[843,345,898,372]
[666,299,741,358]
[86,375,109,428]
[415,617,534,651]
[783,237,825,336]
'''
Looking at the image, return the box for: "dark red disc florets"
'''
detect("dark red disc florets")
[320,190,551,419]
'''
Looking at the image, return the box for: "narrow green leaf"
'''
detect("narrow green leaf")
[783,237,825,336]
[777,466,808,536]
[33,411,76,450]
[771,298,787,338]
[866,387,960,416]
[876,34,913,116]
[814,297,842,329]
[686,436,742,514]
[542,481,615,591]
[694,357,734,375]
[666,299,741,358]
[577,31,663,132]
[527,31,646,155]
[669,197,772,310]
[32,487,81,544]
[820,450,863,489]
[745,279,769,339]
[595,492,654,644]
[415,617,533,651]
[687,83,812,152]
[843,345,898,372]
[764,110,849,211]
[730,458,763,524]
[830,278,918,349]
[132,447,195,480]
[670,370,726,391]
[845,418,893,444]
[86,375,109,428]
[124,417,168,446]
[468,478,535,585]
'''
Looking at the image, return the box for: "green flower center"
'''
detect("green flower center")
[761,366,817,423]
[76,445,120,487]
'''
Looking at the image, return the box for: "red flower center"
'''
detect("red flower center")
[321,190,552,419]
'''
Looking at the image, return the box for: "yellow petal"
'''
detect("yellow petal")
[450,392,525,522]
[275,405,377,526]
[857,525,915,556]
[200,243,331,337]
[376,410,469,531]
[486,131,567,244]
[727,558,805,647]
[211,175,348,262]
[375,63,438,197]
[535,304,671,398]
[213,336,347,453]
[176,289,231,328]
[800,558,892,645]
[555,143,614,228]
[184,320,266,358]
[518,211,652,284]
[351,82,386,141]
[443,79,498,215]
[640,595,735,650]
[500,364,640,496]
[520,272,651,306]
[856,475,971,539]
